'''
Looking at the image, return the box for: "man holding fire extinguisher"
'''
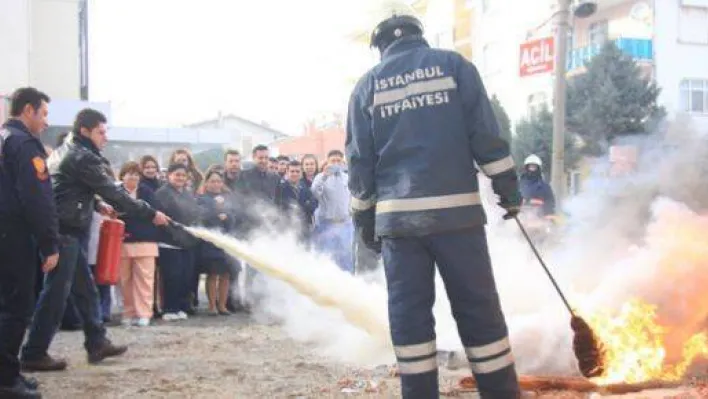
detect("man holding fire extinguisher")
[20,108,171,373]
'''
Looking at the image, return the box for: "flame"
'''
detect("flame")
[586,298,708,385]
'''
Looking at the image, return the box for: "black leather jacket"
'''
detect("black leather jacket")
[47,134,156,235]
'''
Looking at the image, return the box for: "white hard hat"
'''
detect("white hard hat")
[367,1,423,50]
[524,154,543,167]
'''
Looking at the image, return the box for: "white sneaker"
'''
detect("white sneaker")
[162,313,182,321]
[121,318,134,327]
[136,318,150,327]
[176,311,188,320]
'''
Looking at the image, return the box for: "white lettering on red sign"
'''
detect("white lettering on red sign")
[519,37,555,77]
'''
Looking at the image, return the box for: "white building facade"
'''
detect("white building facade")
[469,0,708,133]
[0,1,287,168]
[0,0,105,126]
[0,0,81,99]
[654,0,708,132]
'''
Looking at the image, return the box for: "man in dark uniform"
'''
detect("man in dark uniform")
[0,87,57,398]
[20,108,170,372]
[346,6,522,398]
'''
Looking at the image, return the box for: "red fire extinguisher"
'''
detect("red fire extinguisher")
[95,218,125,285]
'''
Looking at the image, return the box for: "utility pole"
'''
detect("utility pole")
[551,0,571,205]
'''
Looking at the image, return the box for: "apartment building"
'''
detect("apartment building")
[470,0,708,133]
[0,0,109,131]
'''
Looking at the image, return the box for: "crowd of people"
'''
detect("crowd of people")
[0,74,557,399]
[0,86,385,398]
[56,127,369,326]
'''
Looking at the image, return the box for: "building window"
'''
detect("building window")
[678,7,708,44]
[527,92,549,116]
[679,79,708,114]
[588,20,608,46]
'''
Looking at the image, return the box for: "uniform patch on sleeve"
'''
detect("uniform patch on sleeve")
[32,156,49,181]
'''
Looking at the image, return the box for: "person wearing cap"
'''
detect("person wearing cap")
[345,3,521,397]
[520,154,556,216]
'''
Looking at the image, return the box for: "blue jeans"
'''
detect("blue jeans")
[89,265,112,321]
[315,220,354,273]
[22,233,107,360]
[61,295,82,328]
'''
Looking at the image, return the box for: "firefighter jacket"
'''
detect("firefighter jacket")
[346,35,519,237]
[520,171,556,216]
[0,119,59,256]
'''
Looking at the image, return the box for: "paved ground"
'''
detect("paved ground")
[25,312,707,398]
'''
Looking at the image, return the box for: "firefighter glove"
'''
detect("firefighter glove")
[353,208,381,254]
[499,192,522,220]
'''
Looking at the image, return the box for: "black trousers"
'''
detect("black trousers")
[0,225,38,386]
[158,248,195,314]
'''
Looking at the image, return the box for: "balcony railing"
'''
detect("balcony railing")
[566,38,653,71]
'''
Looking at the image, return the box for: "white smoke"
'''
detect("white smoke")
[193,119,708,376]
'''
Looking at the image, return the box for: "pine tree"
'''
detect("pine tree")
[566,42,665,154]
[512,106,582,177]
[193,148,225,172]
[490,94,512,145]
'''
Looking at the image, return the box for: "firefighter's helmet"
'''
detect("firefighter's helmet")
[524,154,543,167]
[369,1,424,52]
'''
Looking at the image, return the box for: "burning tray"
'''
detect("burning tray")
[453,375,683,395]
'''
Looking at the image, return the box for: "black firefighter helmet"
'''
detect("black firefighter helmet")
[369,12,424,54]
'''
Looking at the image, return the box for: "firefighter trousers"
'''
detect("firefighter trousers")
[0,225,37,386]
[382,226,520,399]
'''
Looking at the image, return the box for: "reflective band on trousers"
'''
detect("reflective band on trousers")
[480,156,515,177]
[397,356,438,374]
[373,77,458,106]
[470,352,514,374]
[394,341,436,358]
[350,195,375,211]
[464,337,510,359]
[376,192,481,214]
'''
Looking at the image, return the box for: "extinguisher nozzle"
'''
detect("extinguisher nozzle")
[169,220,186,231]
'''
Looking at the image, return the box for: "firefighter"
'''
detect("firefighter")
[346,4,521,398]
[519,154,556,216]
[0,87,57,398]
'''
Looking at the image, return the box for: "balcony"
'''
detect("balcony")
[566,38,653,72]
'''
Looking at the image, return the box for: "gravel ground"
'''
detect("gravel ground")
[25,312,707,399]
